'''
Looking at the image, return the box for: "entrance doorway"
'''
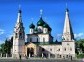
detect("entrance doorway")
[27,48,34,57]
[41,48,47,58]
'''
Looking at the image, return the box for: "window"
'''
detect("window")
[57,49,60,51]
[70,48,72,51]
[57,54,61,58]
[30,38,32,42]
[37,38,38,42]
[43,38,45,42]
[31,30,32,33]
[19,33,22,39]
[66,55,68,58]
[50,48,52,51]
[67,43,69,45]
[15,33,17,38]
[45,29,47,33]
[64,48,66,51]
[60,55,61,58]
[57,54,59,58]
[38,28,41,32]
[58,49,60,51]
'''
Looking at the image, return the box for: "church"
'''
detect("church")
[12,7,75,59]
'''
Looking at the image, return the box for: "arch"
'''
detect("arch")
[27,47,34,57]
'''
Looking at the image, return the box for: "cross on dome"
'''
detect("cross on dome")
[40,9,43,17]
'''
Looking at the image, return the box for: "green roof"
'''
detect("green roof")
[37,17,45,26]
[34,28,38,31]
[43,23,52,31]
[37,17,52,31]
[48,26,52,31]
[43,23,48,28]
[29,23,35,28]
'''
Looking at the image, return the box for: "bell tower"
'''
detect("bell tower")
[62,5,74,41]
[12,6,25,58]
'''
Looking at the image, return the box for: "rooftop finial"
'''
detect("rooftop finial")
[18,4,21,13]
[40,9,43,17]
[66,3,69,12]
[31,18,33,23]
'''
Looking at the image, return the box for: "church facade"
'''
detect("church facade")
[12,7,75,59]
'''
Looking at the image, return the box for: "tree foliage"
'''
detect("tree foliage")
[75,39,84,55]
[0,37,13,54]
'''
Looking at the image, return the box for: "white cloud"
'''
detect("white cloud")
[56,34,62,41]
[57,34,62,37]
[56,33,84,40]
[74,33,84,39]
[0,29,5,35]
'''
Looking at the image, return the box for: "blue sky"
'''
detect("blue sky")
[0,0,84,44]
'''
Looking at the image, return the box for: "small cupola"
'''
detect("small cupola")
[29,23,35,29]
[37,17,45,26]
[43,23,48,28]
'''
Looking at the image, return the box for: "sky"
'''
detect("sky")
[0,0,84,44]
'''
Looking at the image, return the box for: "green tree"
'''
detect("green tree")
[0,37,13,54]
[75,39,84,54]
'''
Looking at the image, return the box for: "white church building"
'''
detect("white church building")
[12,7,75,59]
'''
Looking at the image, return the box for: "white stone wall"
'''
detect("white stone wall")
[55,45,62,54]
[27,35,38,42]
[38,34,49,42]
[40,45,62,55]
[30,29,34,34]
[43,28,48,33]
[62,41,75,57]
[27,34,53,43]
[13,39,25,55]
[39,41,75,58]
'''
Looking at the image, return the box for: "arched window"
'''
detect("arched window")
[64,48,66,51]
[58,49,60,51]
[38,28,42,33]
[30,38,32,42]
[67,43,69,45]
[15,33,17,38]
[19,33,22,39]
[66,55,68,58]
[70,48,72,51]
[60,55,61,58]
[37,38,38,42]
[43,38,45,42]
[45,29,47,33]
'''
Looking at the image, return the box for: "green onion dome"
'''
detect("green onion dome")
[43,23,48,28]
[37,17,45,26]
[43,23,52,31]
[48,26,52,31]
[29,23,35,28]
[34,28,38,32]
